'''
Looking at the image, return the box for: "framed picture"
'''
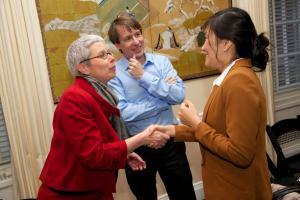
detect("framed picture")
[36,0,231,102]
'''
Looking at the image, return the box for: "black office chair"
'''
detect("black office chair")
[266,117,300,176]
[267,153,300,186]
[267,153,300,199]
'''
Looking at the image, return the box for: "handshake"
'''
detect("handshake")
[126,125,175,171]
[139,124,175,149]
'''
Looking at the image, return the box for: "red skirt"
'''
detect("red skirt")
[37,184,113,200]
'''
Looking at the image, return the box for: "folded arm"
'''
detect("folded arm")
[109,77,169,122]
[138,57,185,105]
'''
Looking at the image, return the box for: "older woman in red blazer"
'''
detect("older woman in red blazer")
[155,8,272,199]
[37,35,169,200]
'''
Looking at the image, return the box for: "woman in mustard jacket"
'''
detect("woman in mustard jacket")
[155,7,272,199]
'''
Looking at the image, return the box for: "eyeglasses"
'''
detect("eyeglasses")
[79,50,113,64]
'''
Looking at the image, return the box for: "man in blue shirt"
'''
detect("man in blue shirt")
[108,15,196,200]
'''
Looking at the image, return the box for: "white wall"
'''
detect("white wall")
[275,105,300,121]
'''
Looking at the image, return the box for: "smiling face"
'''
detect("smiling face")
[77,42,116,84]
[114,25,145,63]
[201,29,230,72]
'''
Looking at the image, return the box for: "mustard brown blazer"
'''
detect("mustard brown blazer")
[175,59,272,199]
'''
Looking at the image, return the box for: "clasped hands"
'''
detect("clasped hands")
[138,100,201,149]
[127,100,201,171]
[141,124,171,149]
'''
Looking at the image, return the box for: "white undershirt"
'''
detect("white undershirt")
[213,58,243,86]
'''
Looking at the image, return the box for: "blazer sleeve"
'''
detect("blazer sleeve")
[194,70,263,168]
[174,124,197,142]
[58,92,128,170]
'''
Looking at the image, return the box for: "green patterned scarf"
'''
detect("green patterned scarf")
[84,75,129,140]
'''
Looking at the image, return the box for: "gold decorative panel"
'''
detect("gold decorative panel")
[36,0,231,102]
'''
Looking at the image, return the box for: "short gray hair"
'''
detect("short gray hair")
[66,34,104,77]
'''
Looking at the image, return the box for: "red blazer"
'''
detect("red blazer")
[40,77,127,193]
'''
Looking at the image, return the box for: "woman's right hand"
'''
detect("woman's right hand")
[125,125,170,153]
[142,125,170,149]
[146,125,175,149]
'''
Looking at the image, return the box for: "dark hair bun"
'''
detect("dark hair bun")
[252,33,269,70]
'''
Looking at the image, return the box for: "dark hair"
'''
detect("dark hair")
[108,15,142,44]
[203,7,269,71]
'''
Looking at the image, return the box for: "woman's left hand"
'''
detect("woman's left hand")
[178,100,201,129]
[127,152,146,171]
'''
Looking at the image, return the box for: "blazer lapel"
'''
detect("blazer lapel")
[202,85,219,122]
[200,85,219,165]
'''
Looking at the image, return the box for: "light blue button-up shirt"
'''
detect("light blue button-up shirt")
[108,53,185,136]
